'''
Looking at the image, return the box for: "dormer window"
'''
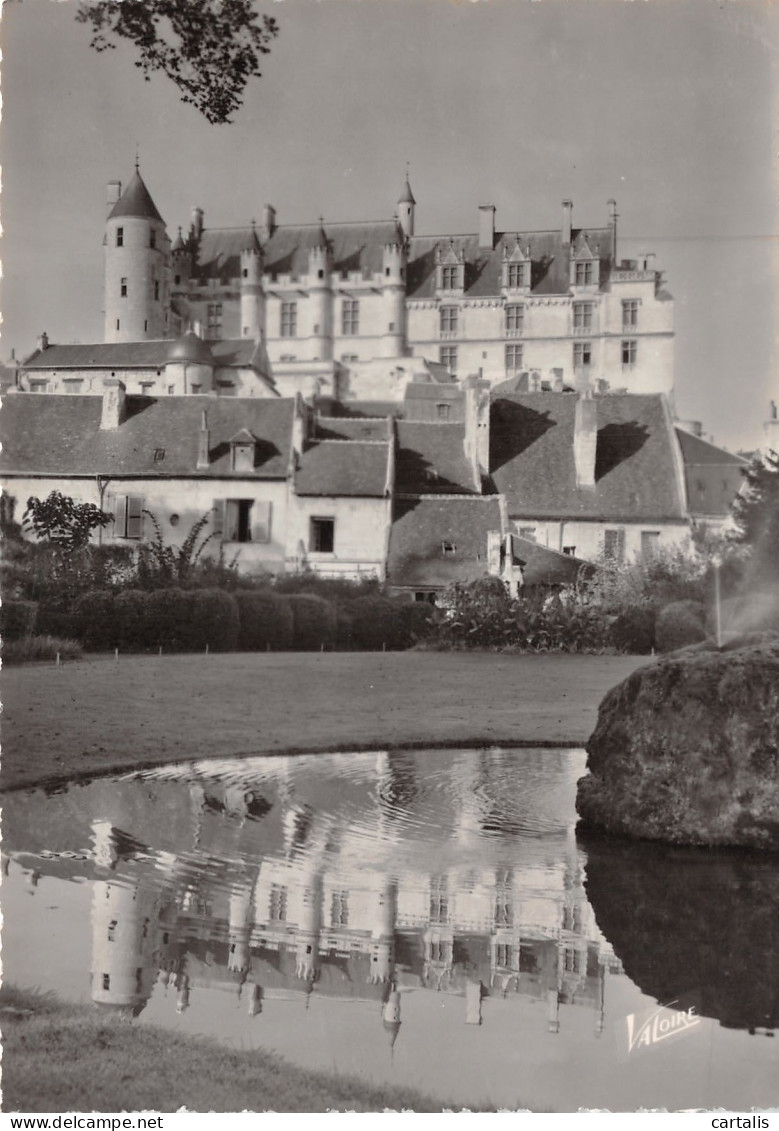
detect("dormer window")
[570,231,600,289]
[231,434,256,472]
[435,241,465,292]
[502,238,531,291]
[574,261,596,286]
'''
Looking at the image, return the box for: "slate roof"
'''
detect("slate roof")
[387,496,503,588]
[490,393,687,522]
[22,340,261,370]
[395,421,476,495]
[510,536,595,587]
[675,428,747,518]
[194,220,404,281]
[406,226,613,300]
[108,170,165,224]
[295,440,391,497]
[313,416,390,442]
[0,395,295,478]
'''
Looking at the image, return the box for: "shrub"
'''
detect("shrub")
[609,606,656,654]
[0,600,38,640]
[272,573,380,601]
[655,599,707,653]
[74,590,119,650]
[391,600,435,649]
[35,604,82,640]
[189,589,240,652]
[143,588,196,650]
[345,595,398,650]
[3,635,83,664]
[235,590,294,651]
[288,593,337,650]
[114,589,154,650]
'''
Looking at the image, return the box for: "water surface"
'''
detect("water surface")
[3,747,777,1111]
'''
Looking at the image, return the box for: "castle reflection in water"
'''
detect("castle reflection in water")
[6,749,624,1045]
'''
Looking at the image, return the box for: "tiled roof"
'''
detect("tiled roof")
[510,536,594,587]
[676,429,747,518]
[406,226,612,299]
[313,416,390,442]
[108,170,164,224]
[490,392,687,522]
[387,496,503,587]
[395,421,476,495]
[194,220,404,281]
[22,340,261,370]
[0,395,295,478]
[329,400,405,419]
[295,440,390,497]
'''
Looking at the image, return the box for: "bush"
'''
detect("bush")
[74,589,119,650]
[3,634,82,664]
[655,599,707,653]
[0,600,38,640]
[190,589,240,652]
[35,604,82,640]
[114,589,155,650]
[391,600,435,649]
[235,591,294,651]
[288,593,337,650]
[609,606,656,654]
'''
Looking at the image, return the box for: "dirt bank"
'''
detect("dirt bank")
[1,651,647,791]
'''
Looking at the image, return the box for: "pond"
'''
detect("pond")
[3,747,778,1112]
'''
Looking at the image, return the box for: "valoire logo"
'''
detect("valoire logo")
[626,1001,701,1054]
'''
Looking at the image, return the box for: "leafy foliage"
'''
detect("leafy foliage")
[731,449,779,583]
[135,510,215,588]
[23,491,113,551]
[75,0,279,124]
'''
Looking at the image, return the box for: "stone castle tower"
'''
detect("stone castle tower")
[104,165,170,343]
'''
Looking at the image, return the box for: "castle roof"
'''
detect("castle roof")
[490,392,687,522]
[387,496,504,588]
[295,439,391,497]
[406,226,612,299]
[21,339,262,371]
[167,331,214,366]
[108,169,164,224]
[0,395,295,479]
[398,177,416,205]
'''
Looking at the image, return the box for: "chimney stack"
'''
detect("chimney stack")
[197,410,210,469]
[574,392,598,490]
[191,206,204,241]
[263,204,276,239]
[37,332,49,353]
[106,181,121,216]
[100,378,127,431]
[608,199,618,261]
[463,373,491,489]
[478,204,496,250]
[561,200,573,245]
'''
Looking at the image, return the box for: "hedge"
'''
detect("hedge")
[655,599,707,653]
[0,600,38,640]
[74,590,118,650]
[287,593,338,650]
[235,591,294,651]
[609,606,656,654]
[74,588,239,652]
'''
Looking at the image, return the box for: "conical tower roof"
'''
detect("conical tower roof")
[108,168,165,224]
[167,330,213,365]
[398,176,416,206]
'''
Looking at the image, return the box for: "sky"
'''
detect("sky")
[2,0,778,451]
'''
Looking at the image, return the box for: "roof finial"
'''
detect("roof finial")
[134,144,140,173]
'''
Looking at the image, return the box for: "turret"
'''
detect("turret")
[228,882,254,977]
[397,175,415,239]
[295,872,322,982]
[90,879,158,1017]
[378,236,407,357]
[308,222,332,362]
[165,329,214,394]
[104,166,169,342]
[240,224,265,340]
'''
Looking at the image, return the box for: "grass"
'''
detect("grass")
[0,987,486,1113]
[0,650,648,790]
[2,634,83,664]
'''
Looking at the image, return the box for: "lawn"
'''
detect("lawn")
[0,650,648,790]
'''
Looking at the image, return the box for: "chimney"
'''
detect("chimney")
[197,409,210,469]
[106,181,121,216]
[191,206,204,241]
[37,331,49,352]
[463,373,491,489]
[561,199,573,245]
[263,204,276,239]
[478,204,496,250]
[608,199,618,262]
[192,319,204,339]
[487,530,502,577]
[574,392,597,489]
[100,378,127,431]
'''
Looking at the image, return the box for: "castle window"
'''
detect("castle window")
[441,541,456,555]
[575,260,596,286]
[573,302,593,333]
[150,229,156,249]
[207,303,222,339]
[429,876,449,923]
[505,304,524,336]
[115,495,145,540]
[318,269,324,279]
[440,306,458,335]
[439,345,457,375]
[102,974,110,990]
[144,320,148,332]
[496,943,513,969]
[331,891,349,926]
[441,265,459,290]
[280,301,297,338]
[342,299,359,335]
[153,447,165,461]
[507,262,529,288]
[622,299,639,330]
[341,354,358,363]
[573,342,592,370]
[107,920,117,941]
[116,228,123,247]
[269,884,287,921]
[437,403,451,421]
[505,344,523,374]
[310,517,335,553]
[120,278,128,297]
[175,274,181,285]
[154,280,160,302]
[622,339,637,368]
[388,321,395,332]
[116,320,120,331]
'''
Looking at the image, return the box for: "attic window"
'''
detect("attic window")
[153,448,165,461]
[232,441,255,472]
[441,541,456,555]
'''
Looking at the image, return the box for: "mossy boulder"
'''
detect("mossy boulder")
[576,636,779,849]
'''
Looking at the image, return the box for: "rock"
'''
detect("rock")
[576,638,779,849]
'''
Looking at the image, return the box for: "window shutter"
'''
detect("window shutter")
[212,499,224,538]
[617,527,626,563]
[224,500,239,542]
[252,501,271,544]
[114,495,127,539]
[127,496,144,539]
